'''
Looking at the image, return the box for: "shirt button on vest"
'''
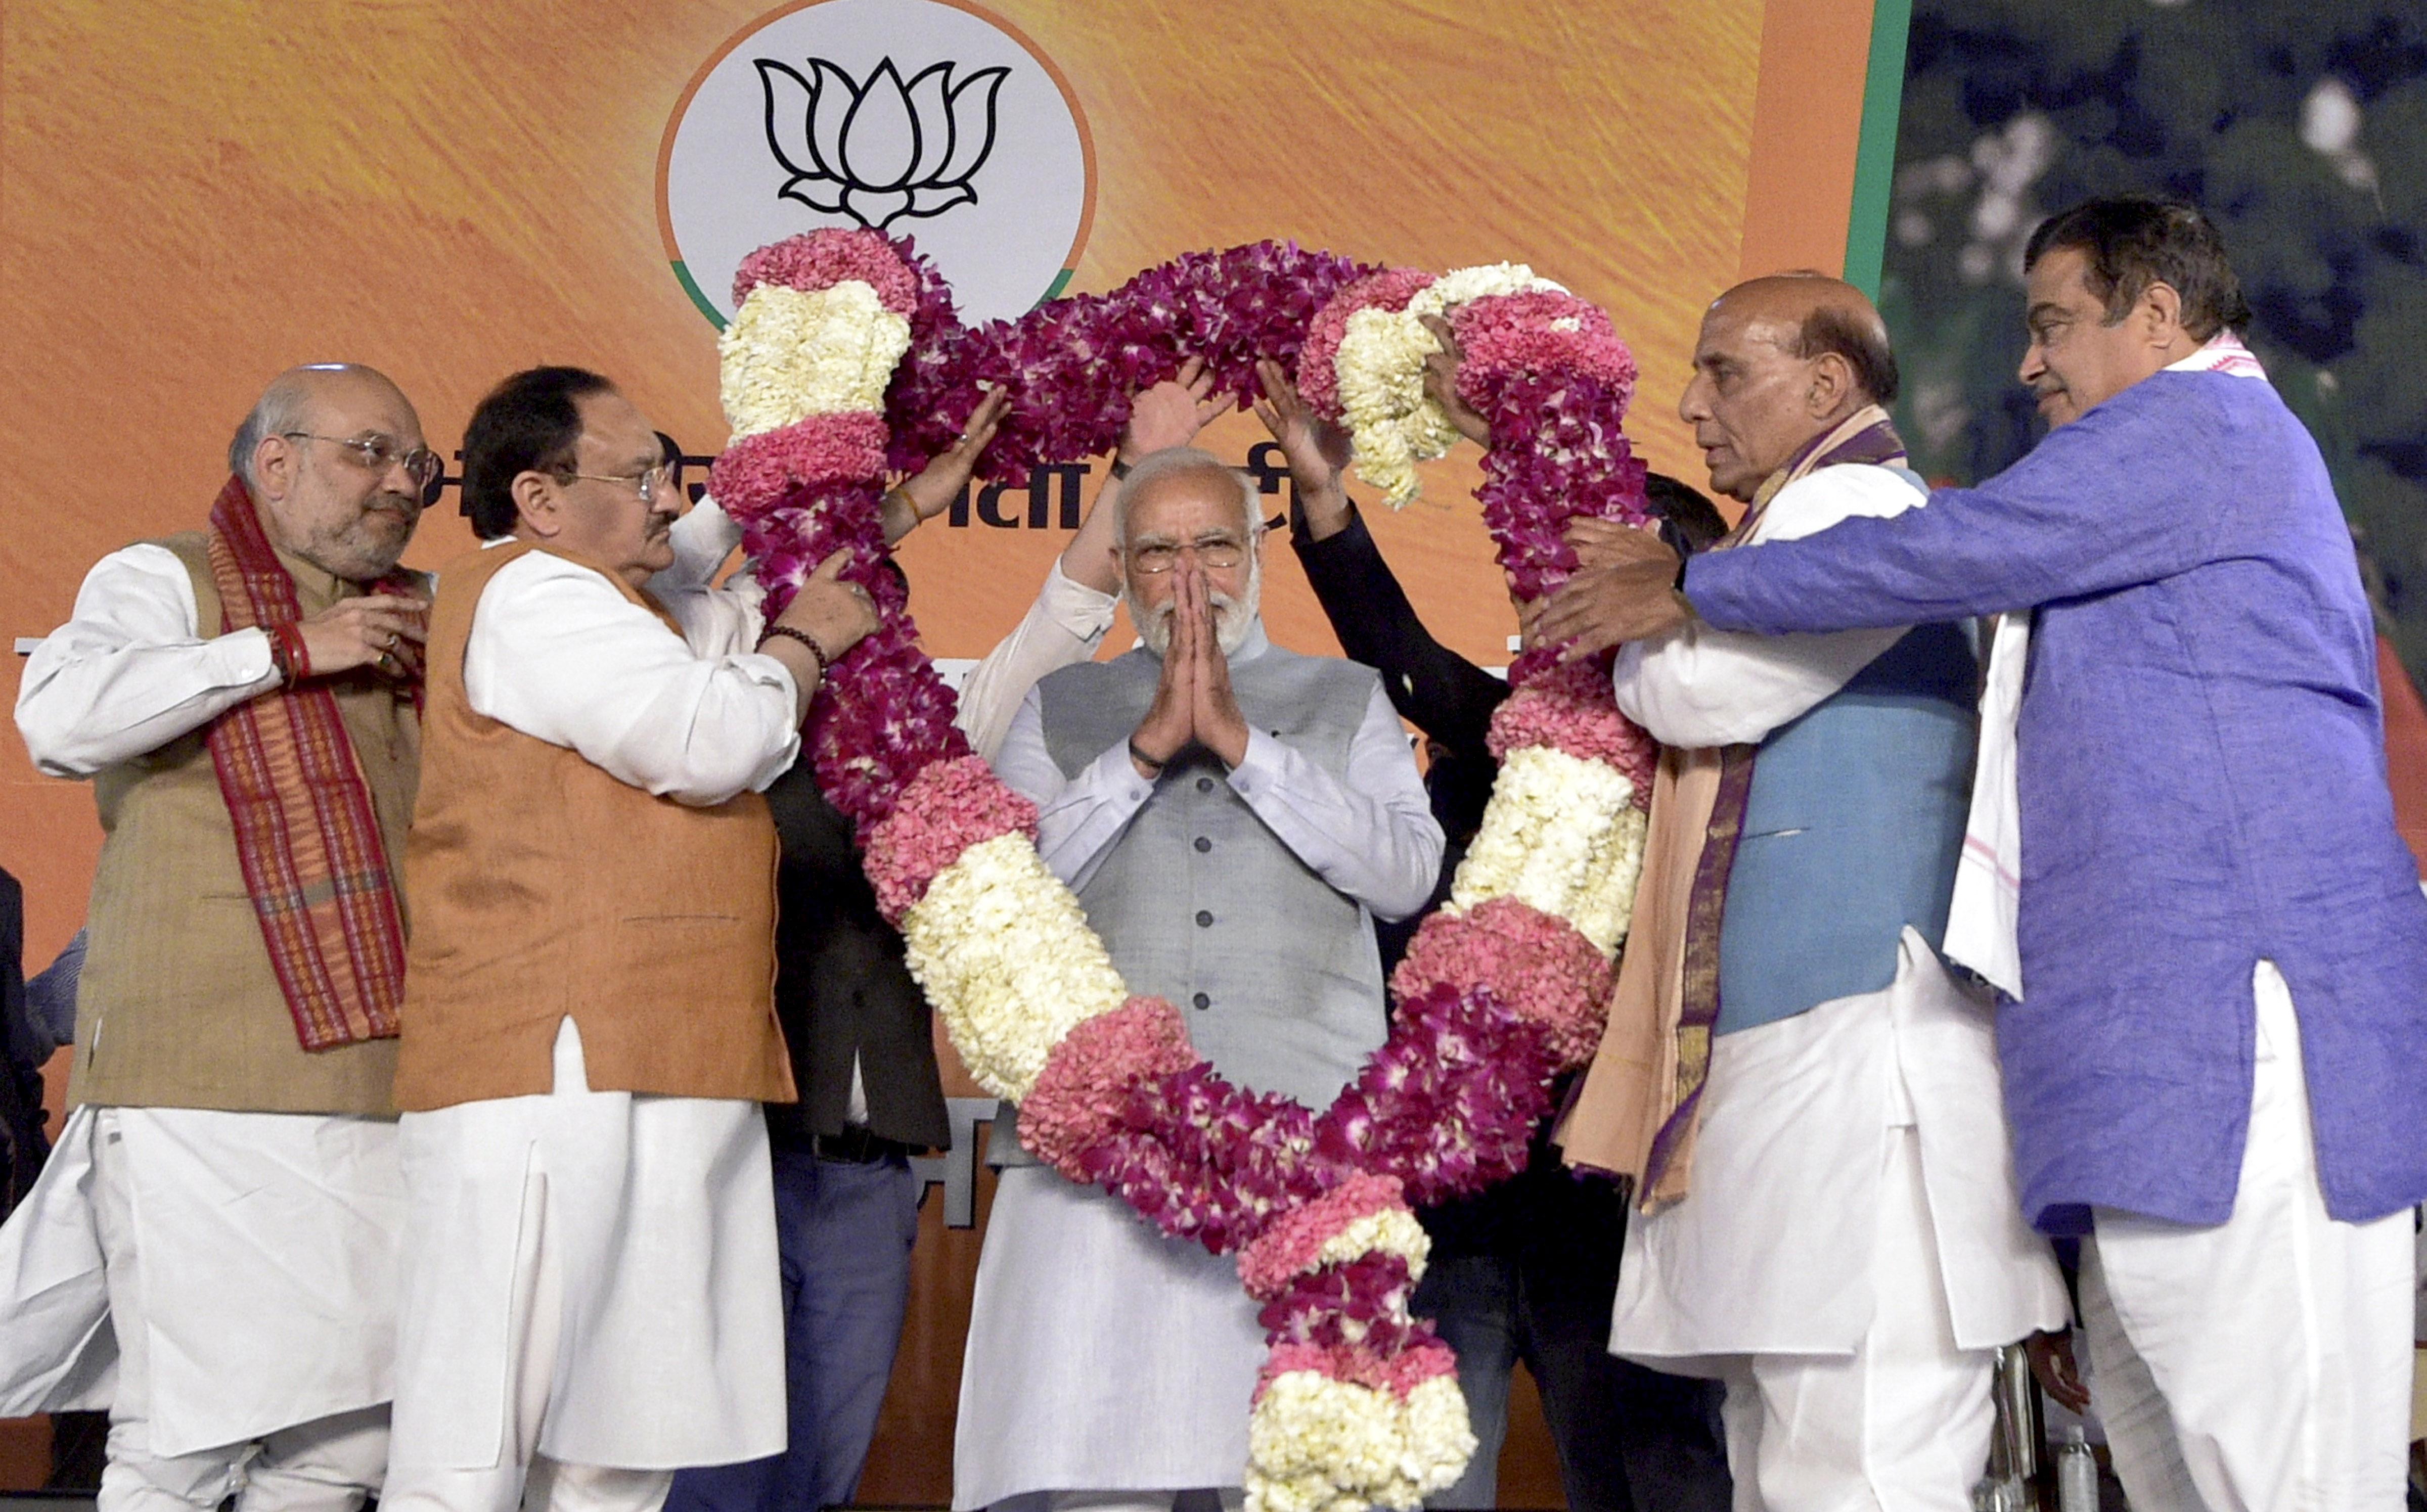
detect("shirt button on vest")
[1192,992,1210,1010]
[1196,776,1215,793]
[1194,836,1211,852]
[1196,909,1214,927]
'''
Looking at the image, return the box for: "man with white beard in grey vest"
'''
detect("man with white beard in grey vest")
[960,446,1446,1512]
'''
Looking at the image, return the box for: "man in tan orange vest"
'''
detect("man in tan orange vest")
[6,363,439,1512]
[379,366,876,1512]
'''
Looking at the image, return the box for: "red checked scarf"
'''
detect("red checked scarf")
[202,473,418,1049]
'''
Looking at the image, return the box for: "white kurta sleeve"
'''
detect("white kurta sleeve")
[15,543,281,777]
[1613,465,1926,748]
[955,559,1116,762]
[646,498,767,659]
[1223,683,1445,922]
[992,685,1157,893]
[464,550,800,805]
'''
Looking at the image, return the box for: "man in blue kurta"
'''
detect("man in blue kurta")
[1536,196,2427,1511]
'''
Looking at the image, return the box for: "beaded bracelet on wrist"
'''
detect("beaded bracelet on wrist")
[758,623,832,681]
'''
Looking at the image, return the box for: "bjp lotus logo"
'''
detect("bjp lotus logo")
[660,0,1095,327]
[756,56,1010,230]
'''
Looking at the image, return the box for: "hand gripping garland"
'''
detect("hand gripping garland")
[711,229,1657,1512]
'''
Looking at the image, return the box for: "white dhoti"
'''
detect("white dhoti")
[2080,960,2416,1512]
[381,1020,784,1512]
[1610,930,2067,1510]
[0,1102,404,1512]
[953,1166,1267,1510]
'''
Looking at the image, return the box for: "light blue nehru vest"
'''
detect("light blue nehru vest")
[985,639,1390,1166]
[1714,617,1980,1036]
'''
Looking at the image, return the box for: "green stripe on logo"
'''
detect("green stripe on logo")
[673,260,728,330]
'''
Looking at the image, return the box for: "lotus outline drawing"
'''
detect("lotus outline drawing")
[755,55,1010,230]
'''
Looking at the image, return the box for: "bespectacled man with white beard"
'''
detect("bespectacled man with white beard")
[963,448,1444,1512]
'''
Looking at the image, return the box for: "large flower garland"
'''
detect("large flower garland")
[712,229,1657,1512]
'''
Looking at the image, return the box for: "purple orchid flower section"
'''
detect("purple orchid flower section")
[884,241,1377,485]
[1470,369,1654,606]
[1257,1251,1437,1357]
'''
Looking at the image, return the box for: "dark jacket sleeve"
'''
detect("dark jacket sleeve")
[761,762,952,1152]
[1289,503,1510,765]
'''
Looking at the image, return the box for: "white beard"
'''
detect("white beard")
[1132,559,1261,658]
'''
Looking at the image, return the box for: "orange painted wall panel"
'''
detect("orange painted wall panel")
[0,0,1851,967]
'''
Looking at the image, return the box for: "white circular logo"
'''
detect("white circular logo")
[658,0,1095,328]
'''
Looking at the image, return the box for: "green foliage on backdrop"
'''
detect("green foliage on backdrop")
[1883,1,2427,679]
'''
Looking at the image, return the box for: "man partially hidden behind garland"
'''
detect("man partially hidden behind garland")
[960,448,1445,1512]
[2,364,438,1512]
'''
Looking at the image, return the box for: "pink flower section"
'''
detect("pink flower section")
[1451,290,1637,407]
[1294,266,1436,419]
[709,414,891,524]
[732,229,920,314]
[862,755,1039,921]
[1020,998,1202,1178]
[1253,1338,1459,1404]
[1237,1173,1407,1300]
[1486,661,1658,808]
[1390,900,1612,1069]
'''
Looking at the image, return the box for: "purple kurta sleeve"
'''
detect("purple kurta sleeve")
[1686,376,2233,633]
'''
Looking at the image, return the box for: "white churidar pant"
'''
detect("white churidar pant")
[0,1102,404,1512]
[1716,1124,1989,1511]
[0,1102,408,1512]
[1609,930,2068,1511]
[2079,960,2415,1512]
[953,1167,1268,1510]
[87,1109,393,1512]
[381,1019,783,1512]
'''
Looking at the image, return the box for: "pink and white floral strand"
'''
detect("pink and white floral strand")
[712,228,1662,1512]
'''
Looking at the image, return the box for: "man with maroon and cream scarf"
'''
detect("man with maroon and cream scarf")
[4,363,437,1512]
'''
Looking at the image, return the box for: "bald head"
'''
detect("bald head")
[1677,274,1899,502]
[1719,274,1898,406]
[230,364,414,485]
[235,363,429,581]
